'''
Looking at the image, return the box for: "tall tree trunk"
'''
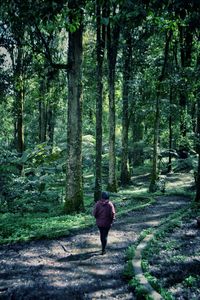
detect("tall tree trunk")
[168,86,173,173]
[179,26,193,137]
[64,0,84,213]
[120,30,132,186]
[46,69,58,147]
[47,101,55,146]
[15,47,25,155]
[195,56,200,204]
[107,2,120,192]
[149,89,161,192]
[94,0,106,202]
[131,115,145,167]
[195,87,200,204]
[149,30,172,192]
[39,81,47,143]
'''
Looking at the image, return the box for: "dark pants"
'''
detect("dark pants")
[98,226,111,251]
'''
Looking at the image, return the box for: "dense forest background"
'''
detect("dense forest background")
[0,0,200,220]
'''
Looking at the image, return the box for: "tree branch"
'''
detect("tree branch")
[34,23,69,70]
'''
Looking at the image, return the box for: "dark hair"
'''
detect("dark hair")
[101,191,109,200]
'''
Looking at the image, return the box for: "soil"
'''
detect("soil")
[147,207,200,300]
[0,172,199,300]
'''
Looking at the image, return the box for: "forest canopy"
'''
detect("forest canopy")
[0,0,200,215]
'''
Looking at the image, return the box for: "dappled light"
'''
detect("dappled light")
[1,0,200,298]
[0,183,195,299]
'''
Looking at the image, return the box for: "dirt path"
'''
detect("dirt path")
[0,192,191,300]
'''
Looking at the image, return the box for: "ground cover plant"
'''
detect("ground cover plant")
[125,203,200,300]
[0,170,197,299]
[1,1,200,298]
[142,207,200,299]
[0,188,153,245]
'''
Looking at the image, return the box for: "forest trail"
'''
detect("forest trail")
[0,174,193,300]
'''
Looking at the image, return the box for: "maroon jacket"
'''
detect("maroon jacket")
[93,199,115,227]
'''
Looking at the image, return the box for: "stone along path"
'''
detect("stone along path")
[0,195,190,300]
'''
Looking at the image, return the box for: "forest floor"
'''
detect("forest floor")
[0,171,199,300]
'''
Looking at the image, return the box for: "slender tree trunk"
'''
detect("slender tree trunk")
[15,47,25,155]
[16,80,24,154]
[46,70,58,147]
[168,86,173,173]
[107,68,117,192]
[13,121,17,149]
[149,89,160,192]
[195,155,200,204]
[149,30,172,192]
[39,81,47,142]
[107,3,120,192]
[120,30,132,186]
[179,26,193,137]
[47,102,55,146]
[195,56,200,204]
[94,0,106,202]
[64,0,84,213]
[131,115,145,167]
[195,89,200,203]
[39,71,57,146]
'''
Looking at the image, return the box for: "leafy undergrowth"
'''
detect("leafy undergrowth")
[141,206,200,299]
[0,191,152,245]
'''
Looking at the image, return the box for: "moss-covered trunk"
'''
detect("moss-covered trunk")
[94,0,106,202]
[149,30,172,192]
[65,0,84,213]
[15,47,25,155]
[120,30,132,186]
[38,81,47,143]
[179,26,193,137]
[195,73,200,204]
[107,3,120,192]
[149,91,160,193]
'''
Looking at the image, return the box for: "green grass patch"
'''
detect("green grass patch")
[183,275,200,287]
[123,202,196,300]
[0,212,94,244]
[139,205,200,299]
[0,191,153,245]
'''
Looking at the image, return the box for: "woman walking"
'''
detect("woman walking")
[93,192,115,255]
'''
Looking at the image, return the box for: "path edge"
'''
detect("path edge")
[132,233,163,300]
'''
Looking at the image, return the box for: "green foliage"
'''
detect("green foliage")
[123,260,134,281]
[0,143,66,215]
[129,277,151,299]
[0,211,94,244]
[183,275,200,287]
[138,206,200,299]
[0,0,199,243]
[0,189,153,245]
[123,204,195,300]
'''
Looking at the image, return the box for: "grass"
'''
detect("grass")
[0,211,94,244]
[123,201,198,300]
[137,206,200,299]
[0,189,153,245]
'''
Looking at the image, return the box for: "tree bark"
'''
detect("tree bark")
[131,115,145,168]
[120,30,132,186]
[64,0,84,213]
[47,101,55,146]
[15,46,25,155]
[107,2,120,192]
[179,26,193,137]
[94,0,106,202]
[39,81,47,143]
[195,56,200,204]
[149,30,172,192]
[149,89,160,192]
[168,86,173,173]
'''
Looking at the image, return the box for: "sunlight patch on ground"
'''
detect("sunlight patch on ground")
[166,173,194,190]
